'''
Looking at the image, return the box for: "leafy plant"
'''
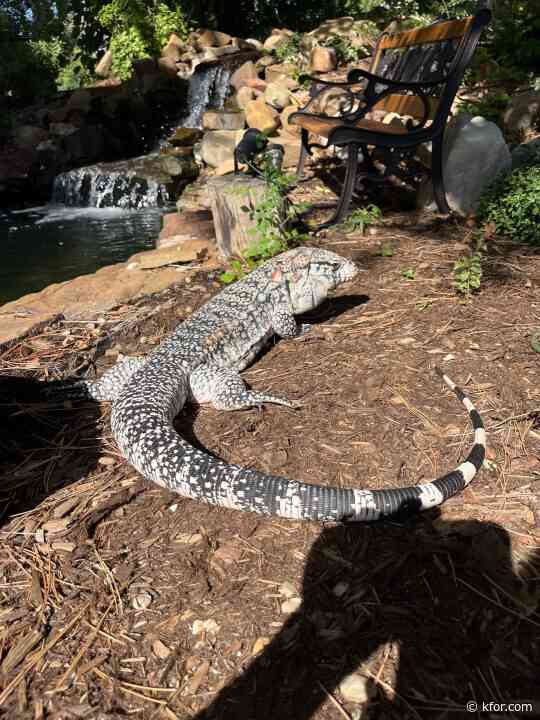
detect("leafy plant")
[379,241,394,257]
[401,267,416,280]
[344,204,382,234]
[97,0,191,81]
[220,152,309,283]
[453,251,482,297]
[458,91,511,128]
[273,33,302,64]
[476,164,540,244]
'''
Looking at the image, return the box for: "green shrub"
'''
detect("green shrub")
[273,33,302,64]
[477,165,540,244]
[458,91,511,128]
[97,0,190,81]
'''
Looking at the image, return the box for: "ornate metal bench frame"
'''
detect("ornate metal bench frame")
[289,9,491,228]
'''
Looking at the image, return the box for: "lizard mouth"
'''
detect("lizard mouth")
[338,259,360,284]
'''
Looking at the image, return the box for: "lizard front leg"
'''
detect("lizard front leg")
[189,365,297,410]
[271,297,312,339]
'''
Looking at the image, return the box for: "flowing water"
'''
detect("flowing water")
[2,63,230,306]
[0,206,162,306]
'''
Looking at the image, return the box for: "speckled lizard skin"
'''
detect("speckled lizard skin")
[60,247,486,522]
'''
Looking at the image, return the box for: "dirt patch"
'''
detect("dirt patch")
[1,215,540,719]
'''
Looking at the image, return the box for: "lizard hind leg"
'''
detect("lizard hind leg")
[46,356,147,402]
[189,366,298,411]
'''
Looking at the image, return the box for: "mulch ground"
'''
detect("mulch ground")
[1,208,540,720]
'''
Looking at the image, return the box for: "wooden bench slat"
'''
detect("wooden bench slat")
[373,93,439,119]
[378,16,473,49]
[291,114,409,138]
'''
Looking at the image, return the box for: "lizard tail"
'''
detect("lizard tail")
[111,367,485,523]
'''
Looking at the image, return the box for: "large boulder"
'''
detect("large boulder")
[201,129,244,168]
[263,29,294,52]
[265,63,297,84]
[95,50,113,78]
[264,82,291,110]
[245,98,280,134]
[230,61,259,91]
[503,91,540,135]
[310,46,337,73]
[417,114,511,216]
[195,30,232,49]
[511,138,540,170]
[202,110,246,131]
[168,128,204,147]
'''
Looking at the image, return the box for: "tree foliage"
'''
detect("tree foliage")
[1,0,539,102]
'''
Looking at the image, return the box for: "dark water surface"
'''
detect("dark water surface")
[0,205,163,306]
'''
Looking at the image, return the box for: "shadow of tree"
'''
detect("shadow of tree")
[0,375,102,525]
[194,517,540,719]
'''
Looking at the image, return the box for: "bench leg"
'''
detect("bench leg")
[316,143,359,230]
[296,129,309,179]
[432,133,450,214]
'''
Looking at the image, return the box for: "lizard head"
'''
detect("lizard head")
[278,247,359,314]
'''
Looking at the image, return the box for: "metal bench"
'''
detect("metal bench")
[289,9,491,228]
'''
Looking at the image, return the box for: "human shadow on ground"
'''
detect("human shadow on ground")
[194,517,540,720]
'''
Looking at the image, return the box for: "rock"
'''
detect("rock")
[265,63,297,84]
[95,50,113,78]
[159,145,194,158]
[252,637,271,655]
[13,125,49,149]
[256,55,276,72]
[280,106,302,136]
[301,17,378,56]
[504,91,540,135]
[244,78,268,92]
[202,110,246,131]
[263,29,293,52]
[201,129,244,168]
[157,57,179,77]
[168,128,204,147]
[382,112,407,131]
[159,155,199,178]
[236,86,258,110]
[129,241,208,269]
[417,114,511,216]
[195,29,232,49]
[230,61,259,91]
[511,138,540,169]
[131,591,153,610]
[208,175,272,257]
[281,597,302,614]
[132,58,157,77]
[159,209,214,243]
[66,89,91,113]
[264,82,291,110]
[339,673,376,704]
[245,38,264,52]
[49,122,78,137]
[167,33,185,49]
[310,46,337,73]
[271,134,301,168]
[245,98,280,134]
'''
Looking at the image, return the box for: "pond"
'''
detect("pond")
[0,205,164,306]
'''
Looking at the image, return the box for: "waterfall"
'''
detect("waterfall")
[50,62,230,208]
[177,63,231,129]
[52,156,177,209]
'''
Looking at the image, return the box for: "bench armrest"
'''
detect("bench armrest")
[346,67,444,91]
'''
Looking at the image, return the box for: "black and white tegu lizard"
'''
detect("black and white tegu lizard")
[61,247,485,521]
